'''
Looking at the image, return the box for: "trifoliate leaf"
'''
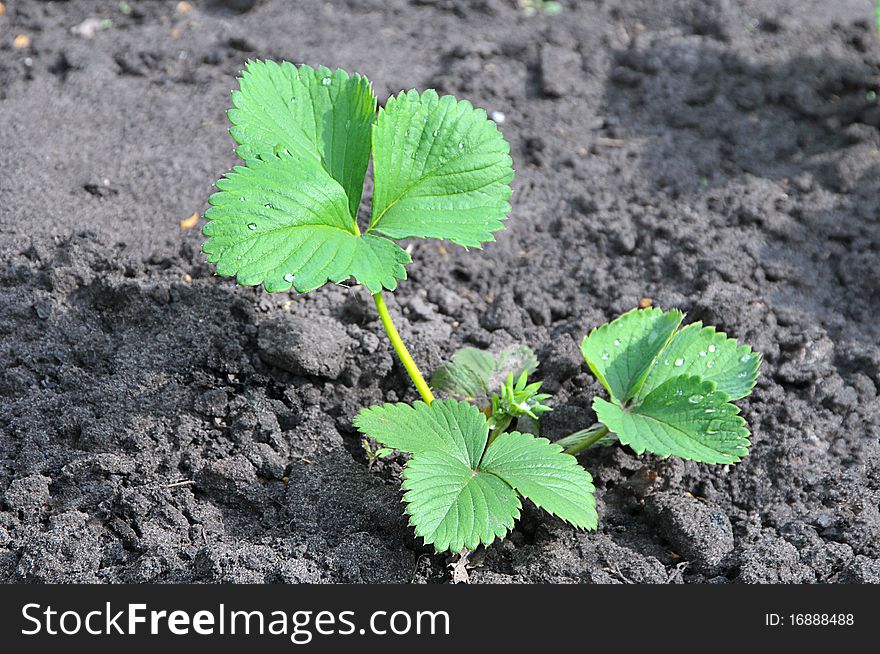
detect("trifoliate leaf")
[634,323,761,402]
[353,399,488,467]
[369,89,514,247]
[355,399,596,553]
[203,153,409,293]
[581,308,683,404]
[431,344,538,402]
[581,309,759,463]
[593,376,750,464]
[480,431,597,529]
[228,61,376,217]
[206,62,515,295]
[402,449,521,553]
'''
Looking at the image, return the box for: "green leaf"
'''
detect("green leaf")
[402,449,521,553]
[355,399,596,553]
[581,308,683,404]
[203,153,410,293]
[593,376,750,464]
[369,89,514,247]
[635,323,761,402]
[431,344,538,402]
[431,347,494,400]
[481,431,597,529]
[353,399,488,467]
[228,61,376,217]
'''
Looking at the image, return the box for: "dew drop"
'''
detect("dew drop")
[740,354,751,363]
[699,351,707,357]
[688,394,703,404]
[283,273,295,283]
[247,223,257,230]
[738,371,747,378]
[238,196,245,202]
[708,344,716,353]
[321,77,331,86]
[613,339,621,346]
[264,203,274,210]
[432,129,439,137]
[704,408,716,414]
[706,360,716,369]
[458,141,465,149]
[600,351,610,361]
[674,357,685,367]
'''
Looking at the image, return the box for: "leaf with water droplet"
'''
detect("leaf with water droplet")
[635,322,760,402]
[593,376,750,464]
[227,61,376,219]
[204,153,409,293]
[580,307,683,404]
[370,89,514,247]
[580,309,760,464]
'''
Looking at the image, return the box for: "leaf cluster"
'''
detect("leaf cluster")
[203,61,514,295]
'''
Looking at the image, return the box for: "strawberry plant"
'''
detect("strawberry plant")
[203,60,760,558]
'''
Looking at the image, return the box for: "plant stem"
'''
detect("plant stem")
[373,291,435,405]
[557,423,610,456]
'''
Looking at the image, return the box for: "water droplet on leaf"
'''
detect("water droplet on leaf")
[283,273,294,283]
[247,223,257,230]
[674,357,685,367]
[321,77,331,86]
[708,344,716,353]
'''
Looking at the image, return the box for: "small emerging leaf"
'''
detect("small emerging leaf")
[431,344,538,402]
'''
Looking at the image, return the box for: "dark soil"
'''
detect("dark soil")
[1,0,879,583]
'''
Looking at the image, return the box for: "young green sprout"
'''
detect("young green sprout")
[203,60,760,558]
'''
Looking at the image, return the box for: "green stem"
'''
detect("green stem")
[373,291,435,405]
[557,423,610,456]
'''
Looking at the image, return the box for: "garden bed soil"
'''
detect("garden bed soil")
[1,0,878,583]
